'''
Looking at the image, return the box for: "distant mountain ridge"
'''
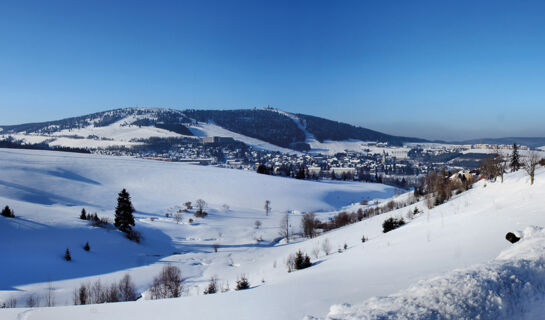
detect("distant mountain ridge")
[0,107,428,153]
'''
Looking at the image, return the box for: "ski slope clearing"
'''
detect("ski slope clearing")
[1,149,545,320]
[188,122,298,154]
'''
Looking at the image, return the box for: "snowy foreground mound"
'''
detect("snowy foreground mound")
[325,226,545,320]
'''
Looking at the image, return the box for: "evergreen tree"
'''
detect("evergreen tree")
[114,189,135,233]
[64,248,72,261]
[83,242,90,251]
[1,206,15,218]
[80,208,87,220]
[510,143,520,172]
[294,250,312,270]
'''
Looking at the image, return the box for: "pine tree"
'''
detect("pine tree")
[114,189,135,233]
[83,242,90,251]
[64,248,72,261]
[1,206,15,218]
[510,143,520,172]
[80,208,87,220]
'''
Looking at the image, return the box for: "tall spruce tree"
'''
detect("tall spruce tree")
[510,143,520,172]
[114,189,135,233]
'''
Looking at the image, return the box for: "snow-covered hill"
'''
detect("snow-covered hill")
[1,149,545,320]
[0,107,426,154]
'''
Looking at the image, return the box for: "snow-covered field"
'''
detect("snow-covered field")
[1,148,545,320]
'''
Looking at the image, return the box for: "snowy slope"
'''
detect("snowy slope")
[188,122,298,154]
[0,115,184,149]
[274,110,368,155]
[325,226,545,320]
[1,149,545,320]
[0,149,395,315]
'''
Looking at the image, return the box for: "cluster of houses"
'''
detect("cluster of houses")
[99,135,532,189]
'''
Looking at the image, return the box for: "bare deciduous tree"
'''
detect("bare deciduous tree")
[173,213,183,224]
[25,294,39,308]
[524,151,540,185]
[279,213,291,243]
[118,274,137,302]
[495,151,508,183]
[195,199,207,217]
[4,296,17,308]
[264,200,271,216]
[149,264,183,299]
[301,212,317,238]
[321,238,332,255]
[45,280,55,307]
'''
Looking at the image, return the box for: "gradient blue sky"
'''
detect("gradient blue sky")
[1,0,545,140]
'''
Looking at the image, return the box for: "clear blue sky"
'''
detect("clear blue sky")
[1,0,545,140]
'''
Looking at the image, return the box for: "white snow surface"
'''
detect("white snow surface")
[325,225,545,320]
[1,149,545,320]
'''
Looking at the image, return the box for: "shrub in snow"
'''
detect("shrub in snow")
[361,235,367,243]
[194,210,208,218]
[382,217,405,233]
[89,214,111,228]
[149,264,182,299]
[184,201,192,210]
[294,250,312,270]
[126,230,141,243]
[73,275,136,305]
[1,205,15,218]
[255,220,262,229]
[84,242,90,251]
[114,188,135,233]
[235,275,250,290]
[64,248,72,261]
[203,277,218,295]
[322,238,332,255]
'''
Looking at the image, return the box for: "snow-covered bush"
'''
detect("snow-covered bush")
[203,277,218,295]
[235,275,250,290]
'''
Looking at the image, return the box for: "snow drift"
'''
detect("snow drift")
[325,226,545,320]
